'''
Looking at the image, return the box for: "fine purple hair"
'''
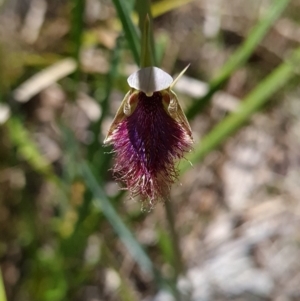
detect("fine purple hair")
[108,91,193,206]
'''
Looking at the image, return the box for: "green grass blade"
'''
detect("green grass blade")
[180,47,300,173]
[0,270,7,301]
[152,0,196,17]
[71,0,85,91]
[111,0,140,65]
[186,0,291,119]
[80,162,154,275]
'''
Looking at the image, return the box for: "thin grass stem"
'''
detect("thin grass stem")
[71,0,85,92]
[0,269,7,301]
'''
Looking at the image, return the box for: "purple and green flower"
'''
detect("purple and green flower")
[104,66,193,207]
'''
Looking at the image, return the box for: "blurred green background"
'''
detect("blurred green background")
[1,0,300,300]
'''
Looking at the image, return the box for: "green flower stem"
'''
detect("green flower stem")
[165,200,184,278]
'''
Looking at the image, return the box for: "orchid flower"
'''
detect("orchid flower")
[104,66,193,207]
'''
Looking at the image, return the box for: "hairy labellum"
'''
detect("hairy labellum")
[104,67,193,206]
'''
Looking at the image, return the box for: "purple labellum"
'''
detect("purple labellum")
[107,91,193,206]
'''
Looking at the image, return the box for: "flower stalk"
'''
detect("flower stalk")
[104,12,191,300]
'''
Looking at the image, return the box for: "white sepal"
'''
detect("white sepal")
[127,67,173,96]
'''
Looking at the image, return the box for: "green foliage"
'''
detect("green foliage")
[0,0,298,300]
